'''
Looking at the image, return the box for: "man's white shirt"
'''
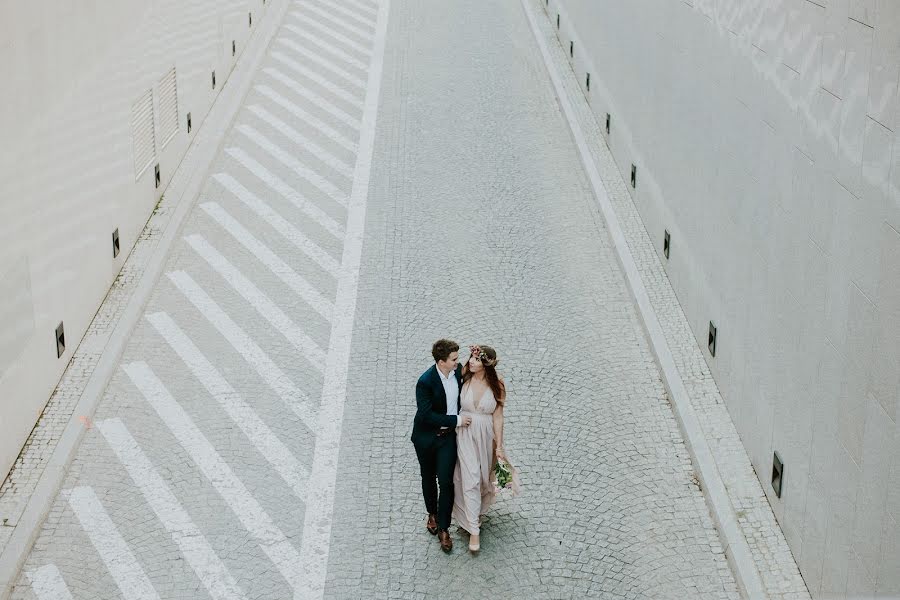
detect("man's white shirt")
[436,364,460,428]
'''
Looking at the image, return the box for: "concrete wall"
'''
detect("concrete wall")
[0,0,274,483]
[545,0,899,597]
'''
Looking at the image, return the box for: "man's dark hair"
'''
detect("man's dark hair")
[431,339,459,363]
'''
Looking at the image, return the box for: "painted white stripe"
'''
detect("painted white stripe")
[290,12,372,57]
[298,2,374,42]
[166,270,316,427]
[343,0,378,18]
[200,201,335,321]
[226,146,346,240]
[297,1,389,598]
[255,84,358,153]
[27,565,74,600]
[281,27,369,71]
[121,363,304,594]
[247,104,353,180]
[213,173,341,276]
[276,37,366,90]
[271,51,364,111]
[237,124,349,207]
[312,0,376,30]
[96,419,248,600]
[182,233,328,378]
[66,486,159,600]
[145,312,312,501]
[264,66,362,130]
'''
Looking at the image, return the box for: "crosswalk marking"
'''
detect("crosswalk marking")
[226,146,346,240]
[270,50,362,111]
[254,85,359,153]
[122,362,305,595]
[27,565,74,600]
[166,270,317,428]
[237,124,349,208]
[200,201,335,321]
[264,66,362,130]
[66,486,160,600]
[213,173,341,276]
[312,0,377,29]
[341,0,379,19]
[298,2,374,42]
[276,37,366,91]
[271,51,364,111]
[96,418,248,600]
[297,0,389,597]
[183,234,329,378]
[145,312,311,501]
[247,104,353,180]
[290,12,372,58]
[281,27,369,72]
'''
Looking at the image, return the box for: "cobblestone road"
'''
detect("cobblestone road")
[9,0,741,598]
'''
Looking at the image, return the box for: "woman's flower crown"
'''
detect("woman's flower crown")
[468,345,498,367]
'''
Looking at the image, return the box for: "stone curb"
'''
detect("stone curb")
[519,1,768,598]
[0,1,291,596]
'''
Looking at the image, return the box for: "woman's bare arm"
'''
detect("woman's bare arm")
[493,380,506,459]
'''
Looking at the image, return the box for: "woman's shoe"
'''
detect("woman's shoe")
[468,534,480,553]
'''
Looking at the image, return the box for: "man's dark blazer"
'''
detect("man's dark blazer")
[410,363,463,445]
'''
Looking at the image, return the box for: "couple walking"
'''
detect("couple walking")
[411,339,520,553]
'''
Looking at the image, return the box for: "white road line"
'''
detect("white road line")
[271,51,364,111]
[297,2,374,42]
[66,486,160,600]
[247,104,354,180]
[96,419,248,600]
[226,146,346,240]
[145,312,311,501]
[281,27,369,72]
[264,66,362,130]
[254,85,358,153]
[183,234,329,378]
[276,37,366,91]
[27,565,74,600]
[343,0,378,18]
[166,270,317,428]
[248,104,353,180]
[312,0,376,29]
[121,363,304,595]
[213,173,341,276]
[200,201,335,321]
[237,124,349,207]
[296,0,389,597]
[290,12,372,58]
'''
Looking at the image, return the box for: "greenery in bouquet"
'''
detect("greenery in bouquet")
[494,458,513,492]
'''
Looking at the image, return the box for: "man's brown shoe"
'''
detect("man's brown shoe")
[438,529,452,553]
[426,514,438,535]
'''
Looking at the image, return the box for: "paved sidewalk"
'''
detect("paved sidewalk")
[0,0,784,598]
[531,0,808,597]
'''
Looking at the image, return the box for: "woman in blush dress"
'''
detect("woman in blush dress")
[452,344,519,553]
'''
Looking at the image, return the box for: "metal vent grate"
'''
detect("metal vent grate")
[157,67,179,149]
[130,89,156,180]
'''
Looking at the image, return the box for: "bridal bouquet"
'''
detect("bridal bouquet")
[494,458,514,493]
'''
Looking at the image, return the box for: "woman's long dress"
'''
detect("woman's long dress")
[452,381,498,536]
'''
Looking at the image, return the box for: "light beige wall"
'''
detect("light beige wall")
[0,0,273,483]
[548,0,899,597]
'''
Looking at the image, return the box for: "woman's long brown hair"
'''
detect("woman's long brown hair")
[462,345,505,405]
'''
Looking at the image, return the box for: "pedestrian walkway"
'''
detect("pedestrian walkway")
[0,0,797,598]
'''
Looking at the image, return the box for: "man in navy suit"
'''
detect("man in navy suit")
[411,339,472,552]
